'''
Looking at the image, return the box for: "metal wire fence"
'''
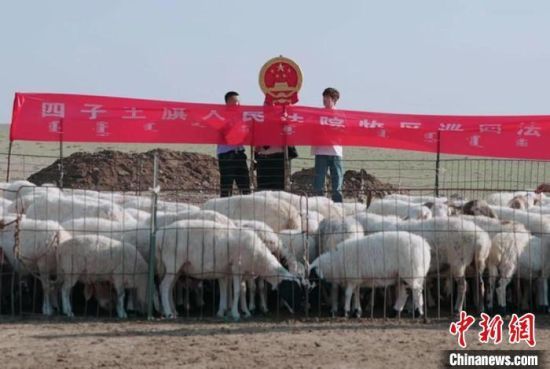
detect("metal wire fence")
[0,150,548,321]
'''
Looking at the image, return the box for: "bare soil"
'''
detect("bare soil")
[0,317,547,369]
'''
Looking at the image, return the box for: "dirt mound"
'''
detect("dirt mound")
[291,168,396,200]
[28,149,220,195]
[28,150,396,203]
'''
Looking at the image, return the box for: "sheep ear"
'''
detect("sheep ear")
[84,284,94,301]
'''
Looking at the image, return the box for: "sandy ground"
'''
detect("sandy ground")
[0,316,547,369]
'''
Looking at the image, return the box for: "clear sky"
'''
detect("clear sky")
[1,0,549,123]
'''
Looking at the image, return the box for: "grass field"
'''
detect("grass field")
[1,124,548,194]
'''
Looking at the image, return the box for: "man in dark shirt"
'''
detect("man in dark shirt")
[216,91,251,197]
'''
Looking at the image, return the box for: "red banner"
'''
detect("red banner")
[10,92,550,160]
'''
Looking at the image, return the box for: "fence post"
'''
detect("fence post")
[58,119,65,188]
[434,131,441,197]
[284,145,290,191]
[146,152,159,319]
[6,140,13,182]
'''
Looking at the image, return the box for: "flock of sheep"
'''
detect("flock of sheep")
[0,179,549,321]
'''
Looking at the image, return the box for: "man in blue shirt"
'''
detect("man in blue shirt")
[217,91,251,197]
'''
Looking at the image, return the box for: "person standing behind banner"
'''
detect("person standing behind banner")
[255,144,286,190]
[312,87,344,203]
[217,91,251,197]
[255,100,298,190]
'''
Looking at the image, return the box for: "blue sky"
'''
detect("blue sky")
[1,0,549,123]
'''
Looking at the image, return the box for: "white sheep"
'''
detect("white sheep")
[310,231,431,318]
[124,208,151,225]
[234,220,282,315]
[300,210,324,234]
[156,210,235,229]
[278,229,316,264]
[253,191,344,220]
[356,214,492,313]
[353,212,401,233]
[516,236,548,311]
[236,220,307,314]
[0,180,36,201]
[489,205,550,237]
[156,219,298,320]
[60,216,171,312]
[0,198,13,217]
[384,194,448,205]
[313,217,365,260]
[367,198,432,220]
[334,202,367,217]
[304,196,344,220]
[202,194,302,232]
[124,197,199,213]
[0,216,72,315]
[486,191,540,208]
[527,206,550,216]
[60,217,133,238]
[459,215,531,313]
[25,194,127,223]
[313,216,365,315]
[425,202,452,218]
[7,186,64,214]
[254,190,306,210]
[56,234,155,318]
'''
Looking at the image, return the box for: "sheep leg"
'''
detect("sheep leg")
[536,278,548,310]
[248,279,256,313]
[363,289,372,311]
[475,258,486,314]
[227,279,233,308]
[60,279,76,317]
[258,279,268,314]
[194,281,205,308]
[230,275,241,321]
[168,279,178,315]
[35,258,54,316]
[351,285,362,318]
[175,279,188,310]
[486,264,498,311]
[126,290,136,312]
[426,280,437,308]
[114,287,127,319]
[217,278,228,318]
[495,278,511,313]
[153,287,161,313]
[519,279,530,311]
[240,280,251,318]
[344,284,355,318]
[330,284,339,317]
[476,272,486,314]
[175,279,184,306]
[160,274,177,318]
[496,264,516,313]
[38,273,53,316]
[411,287,424,317]
[393,283,408,313]
[50,287,60,312]
[454,276,467,313]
